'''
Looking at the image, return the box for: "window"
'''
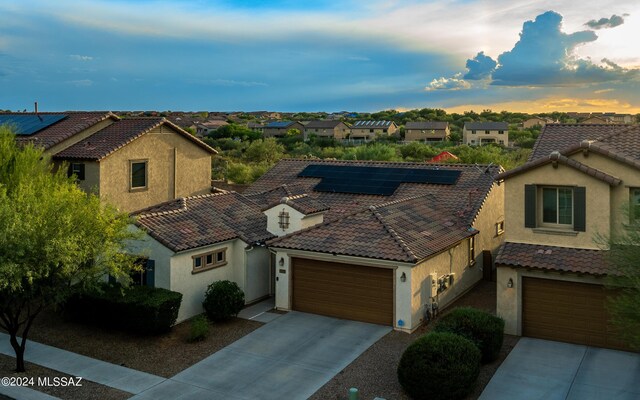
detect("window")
[278,210,290,229]
[485,130,490,134]
[68,163,85,180]
[130,258,155,287]
[469,236,476,266]
[499,140,505,145]
[498,130,505,134]
[130,160,148,190]
[471,130,476,134]
[542,187,573,225]
[383,129,388,133]
[630,188,640,224]
[369,129,374,133]
[524,185,586,232]
[496,221,505,235]
[192,248,227,273]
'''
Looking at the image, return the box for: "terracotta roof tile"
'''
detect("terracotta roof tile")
[405,121,449,130]
[53,117,216,160]
[495,242,611,276]
[133,192,274,252]
[530,124,630,161]
[263,194,330,215]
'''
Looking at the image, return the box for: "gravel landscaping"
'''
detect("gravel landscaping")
[2,310,263,378]
[310,280,520,400]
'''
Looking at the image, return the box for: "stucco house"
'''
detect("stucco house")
[494,123,639,350]
[463,122,509,146]
[581,115,612,124]
[522,117,555,129]
[130,191,275,322]
[350,120,398,140]
[405,121,450,142]
[244,159,505,332]
[303,120,350,140]
[2,112,217,212]
[195,120,228,137]
[262,121,305,138]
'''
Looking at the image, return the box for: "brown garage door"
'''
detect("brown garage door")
[292,258,393,325]
[523,277,628,350]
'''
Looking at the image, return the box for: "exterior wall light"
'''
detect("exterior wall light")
[278,257,285,267]
[400,272,406,282]
[507,278,514,288]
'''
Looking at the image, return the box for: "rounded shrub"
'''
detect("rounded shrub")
[203,280,245,322]
[187,315,210,343]
[434,307,505,363]
[397,332,481,400]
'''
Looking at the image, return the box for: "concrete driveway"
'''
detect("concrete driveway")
[132,311,390,400]
[480,337,640,400]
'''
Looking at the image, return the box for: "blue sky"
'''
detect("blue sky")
[1,0,639,113]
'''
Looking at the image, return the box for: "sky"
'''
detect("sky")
[1,0,639,113]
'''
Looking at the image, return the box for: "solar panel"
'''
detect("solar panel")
[298,165,461,196]
[0,114,67,135]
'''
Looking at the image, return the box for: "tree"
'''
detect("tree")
[0,127,138,371]
[243,138,285,164]
[604,209,640,349]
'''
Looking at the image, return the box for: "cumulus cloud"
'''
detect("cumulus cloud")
[464,51,497,80]
[425,73,471,91]
[585,14,625,30]
[69,54,93,61]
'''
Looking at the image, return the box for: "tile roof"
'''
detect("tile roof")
[9,112,118,150]
[268,194,477,263]
[304,120,346,129]
[133,191,274,252]
[495,242,611,276]
[246,159,501,225]
[464,122,508,130]
[497,151,622,185]
[53,118,216,160]
[264,194,330,215]
[530,123,630,161]
[405,121,449,130]
[264,121,296,128]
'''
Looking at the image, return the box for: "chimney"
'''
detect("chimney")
[34,101,38,114]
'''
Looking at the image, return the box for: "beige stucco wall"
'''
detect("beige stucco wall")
[245,246,272,303]
[497,266,606,335]
[99,125,212,212]
[503,163,611,249]
[405,128,449,142]
[463,129,508,146]
[264,204,324,237]
[52,160,101,195]
[350,124,397,139]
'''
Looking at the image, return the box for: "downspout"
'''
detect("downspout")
[173,147,178,199]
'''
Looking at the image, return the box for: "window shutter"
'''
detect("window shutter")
[145,259,155,287]
[524,185,536,228]
[574,187,586,232]
[77,164,85,180]
[67,164,73,178]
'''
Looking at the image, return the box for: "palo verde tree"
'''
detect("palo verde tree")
[0,127,138,372]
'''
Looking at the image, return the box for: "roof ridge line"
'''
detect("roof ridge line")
[268,207,366,245]
[136,197,188,219]
[368,207,418,262]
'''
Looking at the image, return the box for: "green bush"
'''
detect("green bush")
[397,332,481,400]
[188,315,210,342]
[65,283,182,335]
[434,307,505,363]
[203,280,245,322]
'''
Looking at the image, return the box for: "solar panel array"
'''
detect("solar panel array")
[0,114,67,135]
[299,165,461,196]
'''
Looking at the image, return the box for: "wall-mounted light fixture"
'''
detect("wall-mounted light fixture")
[278,257,285,267]
[507,278,514,288]
[400,272,406,282]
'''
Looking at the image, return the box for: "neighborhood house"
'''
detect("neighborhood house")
[463,121,509,147]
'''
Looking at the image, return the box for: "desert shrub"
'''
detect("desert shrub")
[434,307,505,363]
[203,280,245,322]
[187,315,210,342]
[65,283,182,335]
[397,332,481,400]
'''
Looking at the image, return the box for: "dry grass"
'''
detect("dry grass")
[310,280,520,400]
[7,310,263,378]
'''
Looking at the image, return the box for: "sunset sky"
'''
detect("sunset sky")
[1,0,639,113]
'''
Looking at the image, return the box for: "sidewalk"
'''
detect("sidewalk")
[0,332,165,397]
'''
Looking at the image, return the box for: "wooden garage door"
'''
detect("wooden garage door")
[523,277,628,350]
[292,258,393,325]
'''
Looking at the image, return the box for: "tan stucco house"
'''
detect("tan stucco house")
[522,117,554,129]
[463,121,509,146]
[350,120,398,140]
[262,121,305,138]
[494,123,639,350]
[3,112,216,212]
[303,120,350,140]
[405,121,450,142]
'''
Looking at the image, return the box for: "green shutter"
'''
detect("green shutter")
[574,186,586,232]
[524,185,536,228]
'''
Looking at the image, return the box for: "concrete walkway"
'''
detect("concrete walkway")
[0,332,165,398]
[237,297,282,323]
[1,312,389,400]
[132,311,390,400]
[479,337,640,400]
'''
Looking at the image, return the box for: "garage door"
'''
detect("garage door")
[292,258,393,325]
[522,277,628,350]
